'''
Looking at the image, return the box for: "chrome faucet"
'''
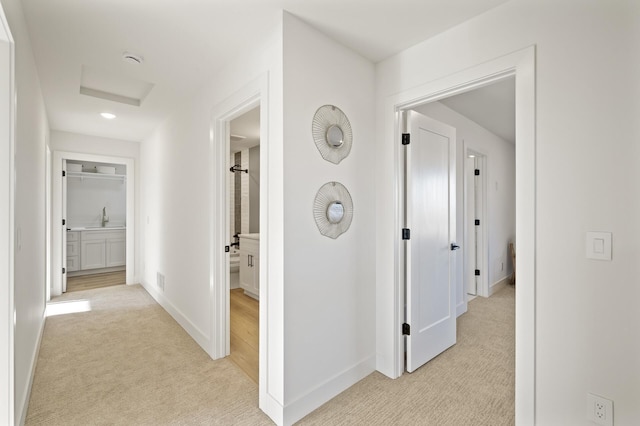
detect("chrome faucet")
[102,207,109,227]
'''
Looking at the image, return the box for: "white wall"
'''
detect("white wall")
[0,0,49,422]
[282,13,376,424]
[376,0,640,424]
[66,163,127,228]
[139,13,284,423]
[415,101,516,296]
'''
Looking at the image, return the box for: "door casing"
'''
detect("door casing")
[382,46,536,424]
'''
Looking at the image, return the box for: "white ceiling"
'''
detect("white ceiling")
[441,77,515,144]
[21,0,510,143]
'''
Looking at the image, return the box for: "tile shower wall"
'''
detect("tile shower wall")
[230,149,252,240]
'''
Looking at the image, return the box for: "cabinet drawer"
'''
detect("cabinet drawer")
[67,231,79,242]
[67,256,79,272]
[67,241,79,256]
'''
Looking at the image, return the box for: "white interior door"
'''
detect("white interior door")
[405,110,457,373]
[62,159,67,293]
[465,156,477,296]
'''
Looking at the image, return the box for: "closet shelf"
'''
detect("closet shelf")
[67,171,126,182]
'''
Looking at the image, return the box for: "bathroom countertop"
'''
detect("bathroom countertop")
[238,233,259,240]
[68,226,126,231]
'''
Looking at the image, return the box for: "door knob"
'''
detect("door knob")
[451,243,460,250]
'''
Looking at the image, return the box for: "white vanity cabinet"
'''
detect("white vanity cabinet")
[80,229,126,270]
[66,231,80,272]
[239,234,259,300]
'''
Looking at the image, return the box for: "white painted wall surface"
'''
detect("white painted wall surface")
[415,101,515,296]
[66,167,127,228]
[0,0,49,422]
[282,13,376,424]
[50,130,140,159]
[139,14,284,423]
[376,0,640,424]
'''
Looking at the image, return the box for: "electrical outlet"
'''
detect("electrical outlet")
[587,393,613,426]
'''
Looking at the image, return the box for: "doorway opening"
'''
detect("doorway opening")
[63,159,127,293]
[389,47,535,420]
[51,151,135,300]
[227,106,260,383]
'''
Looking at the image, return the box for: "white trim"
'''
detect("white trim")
[52,151,136,297]
[380,46,536,424]
[17,314,45,426]
[140,280,210,350]
[0,4,15,422]
[209,73,282,422]
[463,143,490,299]
[283,356,374,426]
[489,276,511,296]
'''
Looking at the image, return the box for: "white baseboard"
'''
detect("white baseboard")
[140,280,211,357]
[18,313,46,426]
[456,300,468,317]
[490,276,511,296]
[283,356,375,426]
[260,389,284,426]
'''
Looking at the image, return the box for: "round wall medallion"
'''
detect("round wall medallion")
[312,105,352,164]
[313,182,353,239]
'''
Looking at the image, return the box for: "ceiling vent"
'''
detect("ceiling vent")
[122,52,143,65]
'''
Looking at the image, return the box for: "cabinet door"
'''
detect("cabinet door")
[239,251,254,292]
[106,238,126,267]
[251,254,260,297]
[67,256,79,272]
[81,239,106,270]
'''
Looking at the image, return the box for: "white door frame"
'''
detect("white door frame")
[387,46,536,423]
[463,144,490,299]
[52,151,136,297]
[210,73,276,416]
[0,2,15,423]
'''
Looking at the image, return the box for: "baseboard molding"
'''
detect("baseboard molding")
[140,280,211,357]
[260,389,284,426]
[456,300,468,317]
[17,313,46,426]
[283,355,375,425]
[490,276,511,296]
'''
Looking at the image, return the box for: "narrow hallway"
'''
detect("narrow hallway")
[27,285,271,425]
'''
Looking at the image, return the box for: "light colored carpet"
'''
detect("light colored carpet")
[26,284,514,425]
[297,285,515,425]
[26,284,272,425]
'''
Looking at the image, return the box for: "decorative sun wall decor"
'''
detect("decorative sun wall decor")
[312,105,352,164]
[313,182,353,239]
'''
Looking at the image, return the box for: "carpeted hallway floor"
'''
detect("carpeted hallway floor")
[26,284,514,425]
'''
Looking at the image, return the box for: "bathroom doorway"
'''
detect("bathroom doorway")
[227,106,260,382]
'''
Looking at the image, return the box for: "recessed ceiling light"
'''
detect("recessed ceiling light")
[468,154,476,158]
[100,112,116,120]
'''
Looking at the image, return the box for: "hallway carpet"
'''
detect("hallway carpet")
[26,284,514,425]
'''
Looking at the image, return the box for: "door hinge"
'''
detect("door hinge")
[402,228,410,240]
[475,219,480,226]
[224,245,230,253]
[62,267,66,274]
[62,219,66,226]
[402,133,410,145]
[474,169,480,176]
[402,323,411,336]
[62,170,66,177]
[475,269,480,276]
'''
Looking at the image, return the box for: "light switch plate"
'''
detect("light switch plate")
[586,232,612,261]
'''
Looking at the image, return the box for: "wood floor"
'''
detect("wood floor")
[229,288,259,383]
[66,271,125,292]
